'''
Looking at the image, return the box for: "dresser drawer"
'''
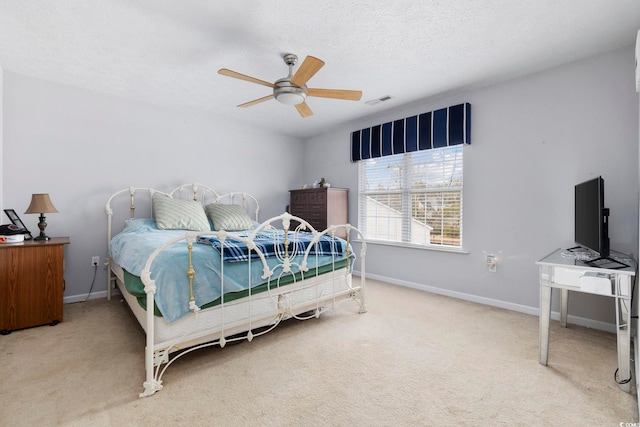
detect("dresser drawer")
[305,211,325,220]
[308,219,326,230]
[291,189,326,204]
[306,204,326,212]
[289,204,307,213]
[306,190,326,204]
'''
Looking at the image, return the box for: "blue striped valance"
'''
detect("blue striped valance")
[350,103,471,162]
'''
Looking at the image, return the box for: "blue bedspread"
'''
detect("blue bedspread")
[196,231,345,262]
[109,218,352,323]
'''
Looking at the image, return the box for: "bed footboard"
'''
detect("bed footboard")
[138,213,366,397]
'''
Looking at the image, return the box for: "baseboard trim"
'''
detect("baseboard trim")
[64,289,120,303]
[355,270,616,334]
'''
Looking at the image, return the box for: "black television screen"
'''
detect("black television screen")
[574,176,609,258]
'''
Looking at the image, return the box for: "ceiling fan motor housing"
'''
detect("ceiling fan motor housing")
[274,79,307,105]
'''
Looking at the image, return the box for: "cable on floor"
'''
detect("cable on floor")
[84,265,98,302]
[614,368,632,385]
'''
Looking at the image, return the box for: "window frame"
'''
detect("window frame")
[357,145,464,251]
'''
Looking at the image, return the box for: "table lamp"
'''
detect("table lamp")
[24,193,59,241]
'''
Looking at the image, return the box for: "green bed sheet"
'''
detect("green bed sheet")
[122,258,349,317]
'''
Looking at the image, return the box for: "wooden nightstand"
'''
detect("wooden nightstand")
[0,237,70,334]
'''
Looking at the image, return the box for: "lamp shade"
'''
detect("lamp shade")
[24,194,59,214]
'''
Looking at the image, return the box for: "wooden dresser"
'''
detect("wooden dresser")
[289,187,348,238]
[0,237,69,334]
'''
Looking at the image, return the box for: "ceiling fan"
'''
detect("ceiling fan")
[218,54,362,118]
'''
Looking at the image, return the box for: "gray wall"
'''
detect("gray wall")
[302,45,639,329]
[1,45,637,330]
[1,72,304,301]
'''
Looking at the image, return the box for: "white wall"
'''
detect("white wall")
[304,45,639,327]
[1,72,304,301]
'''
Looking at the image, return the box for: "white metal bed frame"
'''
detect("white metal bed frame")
[105,183,367,397]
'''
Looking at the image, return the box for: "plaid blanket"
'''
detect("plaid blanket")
[197,230,345,262]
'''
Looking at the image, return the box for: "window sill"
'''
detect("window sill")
[351,238,469,254]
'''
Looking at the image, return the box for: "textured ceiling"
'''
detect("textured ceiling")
[0,1,639,138]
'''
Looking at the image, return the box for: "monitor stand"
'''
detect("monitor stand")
[584,257,629,269]
[566,246,629,269]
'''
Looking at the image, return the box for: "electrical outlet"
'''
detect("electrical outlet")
[92,256,99,267]
[486,254,497,272]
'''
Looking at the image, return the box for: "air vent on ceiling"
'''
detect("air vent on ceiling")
[365,95,394,106]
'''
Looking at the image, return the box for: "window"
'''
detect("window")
[358,145,463,248]
[352,102,470,248]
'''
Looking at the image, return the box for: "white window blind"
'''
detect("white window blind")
[358,145,463,248]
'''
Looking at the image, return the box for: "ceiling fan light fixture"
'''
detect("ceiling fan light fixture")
[274,83,307,105]
[275,91,306,105]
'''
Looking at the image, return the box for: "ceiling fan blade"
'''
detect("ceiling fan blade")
[290,56,325,87]
[238,94,274,108]
[218,68,276,88]
[307,88,363,101]
[295,102,313,118]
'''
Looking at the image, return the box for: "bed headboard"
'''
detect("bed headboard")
[105,187,168,241]
[105,183,260,243]
[105,183,261,299]
[169,183,260,223]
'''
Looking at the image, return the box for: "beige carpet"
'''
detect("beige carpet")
[0,279,636,426]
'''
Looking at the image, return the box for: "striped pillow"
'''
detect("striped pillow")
[153,196,210,231]
[206,204,254,231]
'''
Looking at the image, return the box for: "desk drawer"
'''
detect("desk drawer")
[551,267,625,296]
[552,267,584,287]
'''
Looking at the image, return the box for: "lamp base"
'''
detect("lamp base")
[35,214,50,241]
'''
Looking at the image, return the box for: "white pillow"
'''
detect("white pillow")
[206,204,254,231]
[153,196,210,231]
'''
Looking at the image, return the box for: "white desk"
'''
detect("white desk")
[537,248,636,392]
